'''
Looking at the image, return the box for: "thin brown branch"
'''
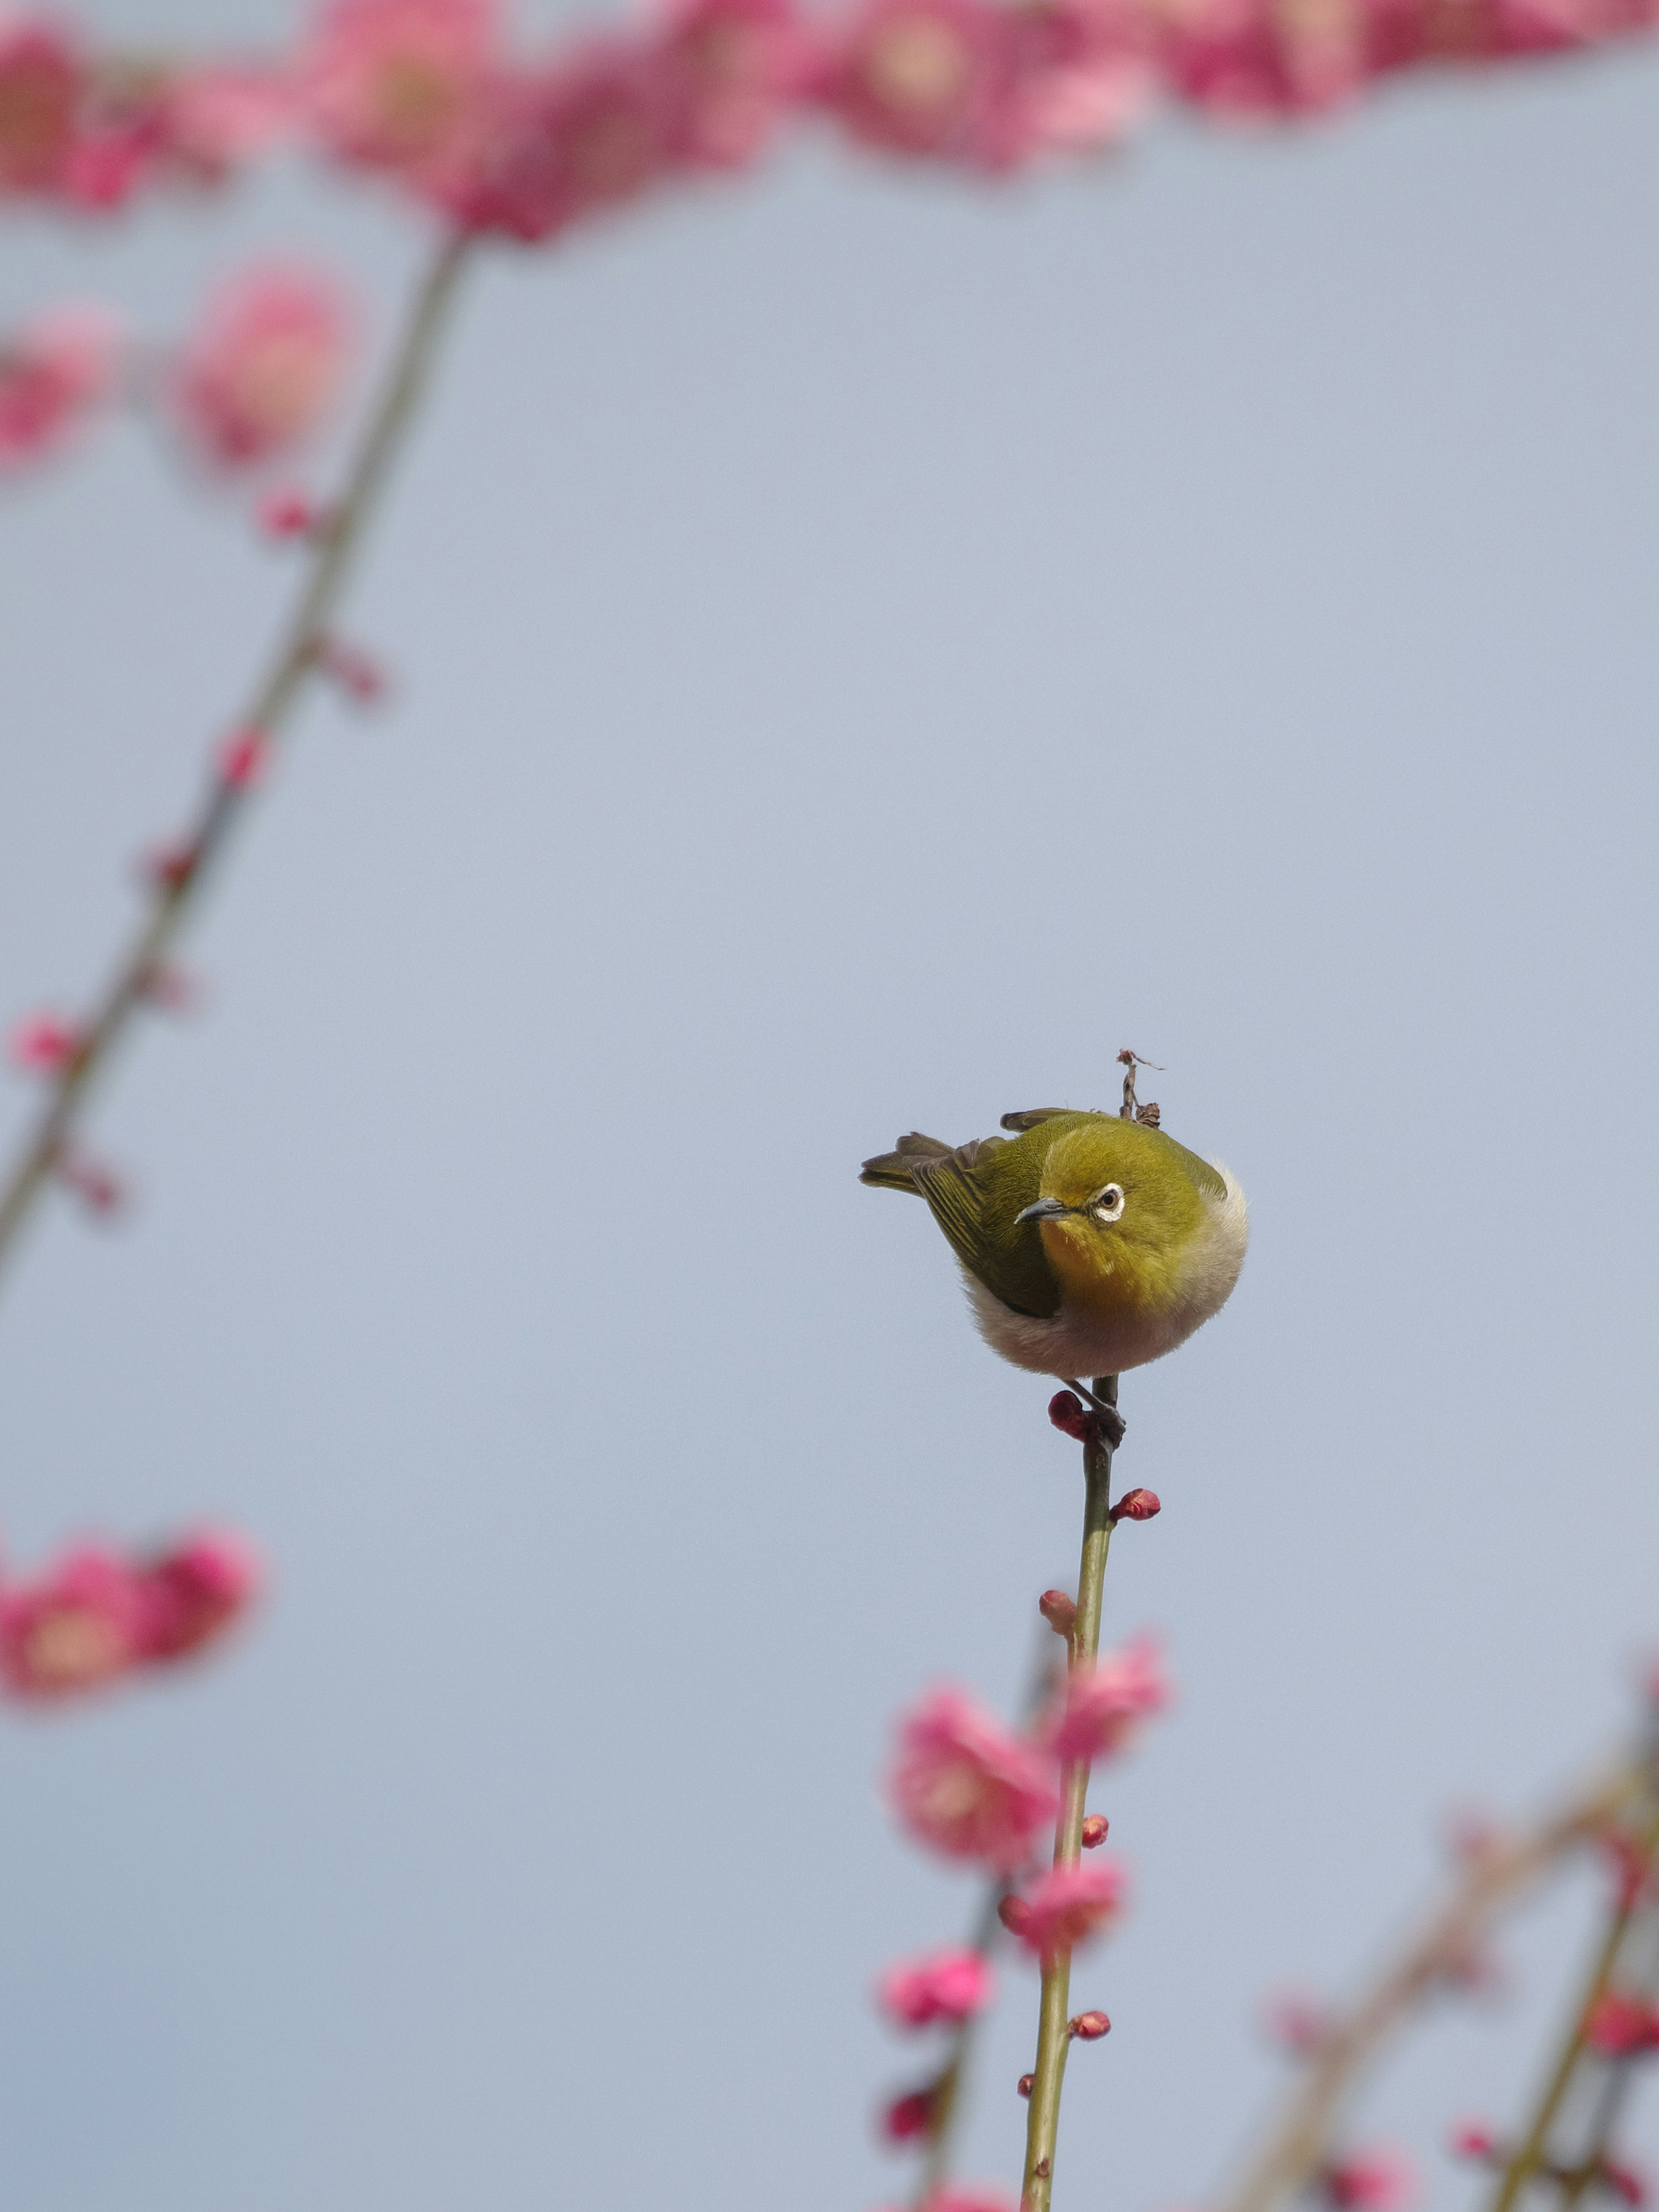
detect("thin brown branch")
[0,229,472,1289]
[1212,1760,1646,2212]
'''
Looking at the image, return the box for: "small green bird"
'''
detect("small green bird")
[861,1107,1247,1385]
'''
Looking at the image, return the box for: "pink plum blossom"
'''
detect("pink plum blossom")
[877,2193,1018,2212]
[816,0,1030,169]
[0,1545,147,1700]
[134,1528,261,1662]
[0,15,82,194]
[888,1684,1058,1869]
[877,1945,993,2028]
[300,0,496,180]
[157,65,298,184]
[1004,0,1152,154]
[0,303,123,471]
[169,264,353,472]
[1003,1858,1127,1960]
[654,0,819,168]
[1046,1632,1170,1764]
[1324,2147,1417,2212]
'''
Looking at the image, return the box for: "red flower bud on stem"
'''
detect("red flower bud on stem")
[217,728,271,789]
[1039,1588,1076,1638]
[1049,1390,1090,1442]
[1110,1488,1160,1524]
[1081,1814,1109,1849]
[1017,2074,1035,2098]
[1068,2010,1110,2040]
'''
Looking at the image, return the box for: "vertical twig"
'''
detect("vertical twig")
[1022,1374,1118,2212]
[0,229,473,1290]
[1487,1799,1659,2212]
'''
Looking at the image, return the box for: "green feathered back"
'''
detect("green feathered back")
[860,1110,1228,1320]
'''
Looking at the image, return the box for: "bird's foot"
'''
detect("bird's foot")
[1053,1380,1126,1451]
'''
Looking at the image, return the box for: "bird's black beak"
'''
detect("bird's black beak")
[1014,1196,1071,1225]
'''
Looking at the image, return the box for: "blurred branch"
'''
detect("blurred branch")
[0,229,472,1290]
[1213,1759,1648,2212]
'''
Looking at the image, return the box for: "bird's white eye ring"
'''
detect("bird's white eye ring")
[1091,1184,1125,1223]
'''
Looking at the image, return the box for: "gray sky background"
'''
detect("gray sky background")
[2,7,1659,2208]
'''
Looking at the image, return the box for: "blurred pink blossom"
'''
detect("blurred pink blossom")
[300,0,496,179]
[0,302,123,470]
[435,44,677,241]
[159,64,298,183]
[815,0,1028,168]
[1449,2121,1499,2161]
[0,15,82,194]
[1587,1993,1659,2057]
[6,1009,79,1073]
[135,1529,261,1661]
[1262,1985,1335,2054]
[0,1545,147,1700]
[877,1945,993,2027]
[1602,2160,1649,2208]
[880,2085,935,2141]
[1005,0,1153,152]
[1002,1858,1127,1960]
[1324,2147,1417,2212]
[170,264,353,472]
[217,727,273,787]
[1046,1632,1170,1764]
[888,1684,1058,1869]
[877,2193,1018,2212]
[655,0,819,168]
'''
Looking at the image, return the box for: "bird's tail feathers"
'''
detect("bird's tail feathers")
[858,1131,953,1192]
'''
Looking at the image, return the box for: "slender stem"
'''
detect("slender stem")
[1487,1805,1659,2212]
[1212,1760,1646,2212]
[0,229,473,1289]
[1022,1373,1118,2212]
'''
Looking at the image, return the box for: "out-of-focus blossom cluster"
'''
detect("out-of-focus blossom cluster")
[0,0,1653,249]
[869,1636,1167,2186]
[0,263,351,478]
[1319,2146,1419,2212]
[0,1527,260,1703]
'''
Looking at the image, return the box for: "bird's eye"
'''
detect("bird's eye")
[1092,1185,1125,1223]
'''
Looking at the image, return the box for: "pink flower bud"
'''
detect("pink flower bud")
[315,634,388,703]
[141,838,201,893]
[1602,2161,1648,2208]
[997,1892,1032,1937]
[56,1148,124,1217]
[1110,1487,1160,1523]
[1049,1389,1090,1441]
[1017,2072,1034,2098]
[1587,1994,1659,2058]
[1598,1829,1656,1913]
[877,1945,992,2028]
[1262,1986,1334,2055]
[135,963,201,1014]
[134,1528,261,1662]
[1068,2009,1110,2039]
[1081,1813,1109,1848]
[888,1685,1058,1871]
[1449,2122,1499,2162]
[1323,2147,1417,2212]
[880,2086,934,2142]
[257,486,323,539]
[218,728,271,788]
[1039,1588,1076,1637]
[7,1011,79,1075]
[1004,1860,1127,1962]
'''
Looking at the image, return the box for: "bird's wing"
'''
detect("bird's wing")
[907,1141,1060,1319]
[999,1108,1073,1132]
